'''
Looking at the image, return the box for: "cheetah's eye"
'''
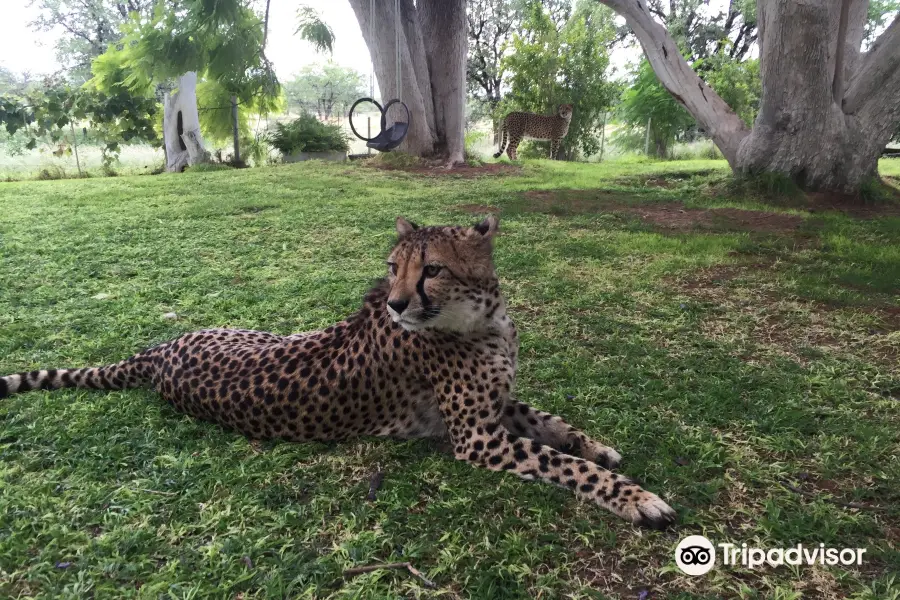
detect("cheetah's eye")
[423,264,442,278]
[387,262,398,276]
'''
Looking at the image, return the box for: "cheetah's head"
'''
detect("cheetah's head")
[557,103,574,121]
[385,215,501,333]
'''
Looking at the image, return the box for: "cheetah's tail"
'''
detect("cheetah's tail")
[1,352,154,399]
[493,122,507,159]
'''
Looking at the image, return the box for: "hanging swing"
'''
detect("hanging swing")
[348,0,410,152]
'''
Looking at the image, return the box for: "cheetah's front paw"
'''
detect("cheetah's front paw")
[619,489,676,530]
[582,442,622,470]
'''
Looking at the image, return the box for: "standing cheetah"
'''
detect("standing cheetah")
[494,104,574,161]
[0,216,675,528]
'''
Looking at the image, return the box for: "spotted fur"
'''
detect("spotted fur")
[494,104,574,161]
[1,215,675,529]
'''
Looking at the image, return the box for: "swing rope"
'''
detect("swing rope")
[368,0,402,104]
[394,0,401,104]
[369,0,375,98]
[348,0,410,152]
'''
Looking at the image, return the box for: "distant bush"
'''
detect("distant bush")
[465,130,489,161]
[36,166,67,180]
[268,113,349,155]
[670,140,723,161]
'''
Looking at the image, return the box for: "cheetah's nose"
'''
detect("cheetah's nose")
[387,299,409,315]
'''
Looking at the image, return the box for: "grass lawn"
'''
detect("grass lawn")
[1,158,898,599]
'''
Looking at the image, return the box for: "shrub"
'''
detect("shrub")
[727,171,803,199]
[464,130,489,161]
[36,166,67,180]
[268,113,349,155]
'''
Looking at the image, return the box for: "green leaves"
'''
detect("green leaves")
[90,0,279,110]
[268,113,349,154]
[296,6,336,55]
[499,1,617,159]
[0,81,158,167]
[283,63,366,119]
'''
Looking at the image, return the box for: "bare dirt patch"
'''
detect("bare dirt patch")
[678,260,777,292]
[518,190,805,234]
[670,263,900,366]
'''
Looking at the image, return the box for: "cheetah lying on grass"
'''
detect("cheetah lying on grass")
[1,216,675,528]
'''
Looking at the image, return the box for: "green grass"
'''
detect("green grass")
[1,158,898,599]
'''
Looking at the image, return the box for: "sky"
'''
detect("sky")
[2,0,390,80]
[0,0,659,83]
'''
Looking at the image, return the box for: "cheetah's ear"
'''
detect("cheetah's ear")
[473,214,499,238]
[396,216,418,238]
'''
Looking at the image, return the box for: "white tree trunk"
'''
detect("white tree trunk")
[348,0,466,160]
[163,72,210,172]
[420,0,467,164]
[599,0,900,193]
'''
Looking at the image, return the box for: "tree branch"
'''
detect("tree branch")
[843,14,900,114]
[833,0,852,103]
[595,0,750,166]
[842,0,869,75]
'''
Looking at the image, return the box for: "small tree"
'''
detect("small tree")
[0,78,158,172]
[500,0,618,160]
[91,0,282,171]
[617,55,760,157]
[283,64,366,120]
[29,0,155,82]
[616,60,695,157]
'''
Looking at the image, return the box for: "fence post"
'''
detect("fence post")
[644,117,652,155]
[231,96,241,164]
[69,121,83,178]
[367,117,371,155]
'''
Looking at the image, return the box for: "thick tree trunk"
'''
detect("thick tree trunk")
[598,0,900,194]
[737,2,899,192]
[736,0,854,190]
[419,0,467,164]
[348,0,466,161]
[163,73,210,172]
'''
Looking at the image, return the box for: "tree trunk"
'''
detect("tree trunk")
[348,0,466,161]
[163,72,210,172]
[597,0,900,194]
[419,0,467,163]
[736,1,898,192]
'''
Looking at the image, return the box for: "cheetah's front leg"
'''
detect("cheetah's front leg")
[436,371,675,528]
[501,400,622,469]
[454,422,674,528]
[550,139,560,160]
